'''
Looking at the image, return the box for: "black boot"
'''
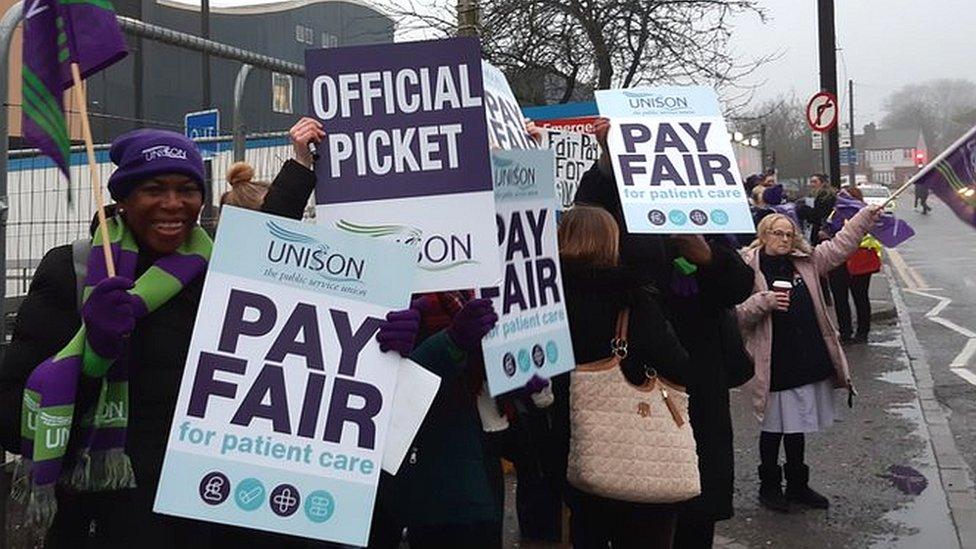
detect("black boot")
[785,463,830,509]
[758,464,790,513]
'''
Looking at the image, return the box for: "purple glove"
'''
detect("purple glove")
[447,298,498,352]
[524,374,550,394]
[82,276,136,359]
[375,308,421,357]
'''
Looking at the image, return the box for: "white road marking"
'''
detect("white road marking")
[895,263,976,386]
[929,317,976,339]
[952,368,976,386]
[951,339,976,368]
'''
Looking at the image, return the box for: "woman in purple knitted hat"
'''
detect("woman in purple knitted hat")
[0,121,341,548]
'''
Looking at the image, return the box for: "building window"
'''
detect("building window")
[295,24,314,45]
[272,73,293,114]
[321,32,338,48]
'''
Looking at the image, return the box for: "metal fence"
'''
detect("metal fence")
[0,2,311,341]
[3,134,297,297]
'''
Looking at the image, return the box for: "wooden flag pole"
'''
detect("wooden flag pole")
[70,62,115,277]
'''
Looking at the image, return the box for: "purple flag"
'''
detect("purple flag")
[770,201,801,228]
[829,191,915,248]
[21,0,126,179]
[915,126,976,227]
[22,0,70,177]
[58,0,127,86]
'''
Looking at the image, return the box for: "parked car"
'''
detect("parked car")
[859,184,896,213]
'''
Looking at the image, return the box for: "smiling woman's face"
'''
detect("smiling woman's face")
[119,174,203,255]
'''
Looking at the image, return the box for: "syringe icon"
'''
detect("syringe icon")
[239,485,263,505]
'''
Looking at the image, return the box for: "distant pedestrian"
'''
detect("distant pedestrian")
[915,184,932,214]
[736,205,883,513]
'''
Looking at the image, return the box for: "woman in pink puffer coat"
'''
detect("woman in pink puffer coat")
[736,204,882,513]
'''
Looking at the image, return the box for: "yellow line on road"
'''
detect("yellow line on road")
[888,248,927,289]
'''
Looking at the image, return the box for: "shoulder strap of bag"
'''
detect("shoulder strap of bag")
[577,309,630,373]
[71,238,91,314]
[615,308,630,343]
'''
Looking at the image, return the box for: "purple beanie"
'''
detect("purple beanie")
[107,129,206,200]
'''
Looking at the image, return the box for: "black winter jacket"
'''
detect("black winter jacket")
[0,159,316,548]
[575,162,755,521]
[550,262,690,507]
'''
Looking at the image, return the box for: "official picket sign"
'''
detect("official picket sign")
[482,61,538,150]
[595,86,754,234]
[541,127,599,209]
[307,37,502,293]
[480,149,575,396]
[154,207,417,546]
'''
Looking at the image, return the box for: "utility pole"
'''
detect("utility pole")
[457,0,480,37]
[202,0,211,108]
[848,78,856,187]
[817,0,840,188]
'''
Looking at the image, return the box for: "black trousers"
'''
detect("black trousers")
[673,515,716,549]
[830,268,873,338]
[569,495,676,548]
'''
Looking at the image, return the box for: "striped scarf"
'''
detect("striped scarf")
[10,215,212,532]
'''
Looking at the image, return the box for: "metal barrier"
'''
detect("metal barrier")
[0,2,310,341]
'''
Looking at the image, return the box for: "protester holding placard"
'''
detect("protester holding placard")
[736,205,882,513]
[550,205,691,547]
[575,116,756,548]
[0,123,323,547]
[374,293,505,548]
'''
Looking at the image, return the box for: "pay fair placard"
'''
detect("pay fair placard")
[480,149,575,396]
[595,86,754,234]
[154,207,416,546]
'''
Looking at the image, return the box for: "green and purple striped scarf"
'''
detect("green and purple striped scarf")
[10,214,211,531]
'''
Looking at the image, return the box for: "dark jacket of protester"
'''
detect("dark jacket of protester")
[0,159,314,548]
[796,186,837,245]
[575,162,756,525]
[552,261,690,488]
[366,292,502,549]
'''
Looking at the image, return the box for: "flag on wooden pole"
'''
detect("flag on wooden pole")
[21,0,127,176]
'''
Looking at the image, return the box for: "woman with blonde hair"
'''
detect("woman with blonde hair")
[219,161,271,210]
[736,204,882,513]
[551,205,691,548]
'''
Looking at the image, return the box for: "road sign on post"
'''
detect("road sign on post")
[812,131,823,150]
[839,122,852,148]
[806,91,839,133]
[839,147,858,166]
[185,108,220,159]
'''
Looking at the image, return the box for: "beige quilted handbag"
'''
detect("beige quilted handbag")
[567,309,701,503]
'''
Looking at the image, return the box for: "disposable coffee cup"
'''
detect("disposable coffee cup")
[772,280,792,297]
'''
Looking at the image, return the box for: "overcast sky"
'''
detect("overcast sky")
[728,0,976,128]
[174,0,976,129]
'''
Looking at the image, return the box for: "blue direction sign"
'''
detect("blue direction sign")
[185,109,220,159]
[839,147,859,166]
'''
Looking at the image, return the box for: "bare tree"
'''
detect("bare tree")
[881,79,976,154]
[744,95,821,180]
[383,0,770,105]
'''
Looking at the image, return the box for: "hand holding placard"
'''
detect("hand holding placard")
[448,298,498,351]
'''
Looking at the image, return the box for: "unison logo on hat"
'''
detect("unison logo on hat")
[142,145,188,162]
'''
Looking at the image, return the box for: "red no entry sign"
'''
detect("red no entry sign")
[806,91,839,132]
